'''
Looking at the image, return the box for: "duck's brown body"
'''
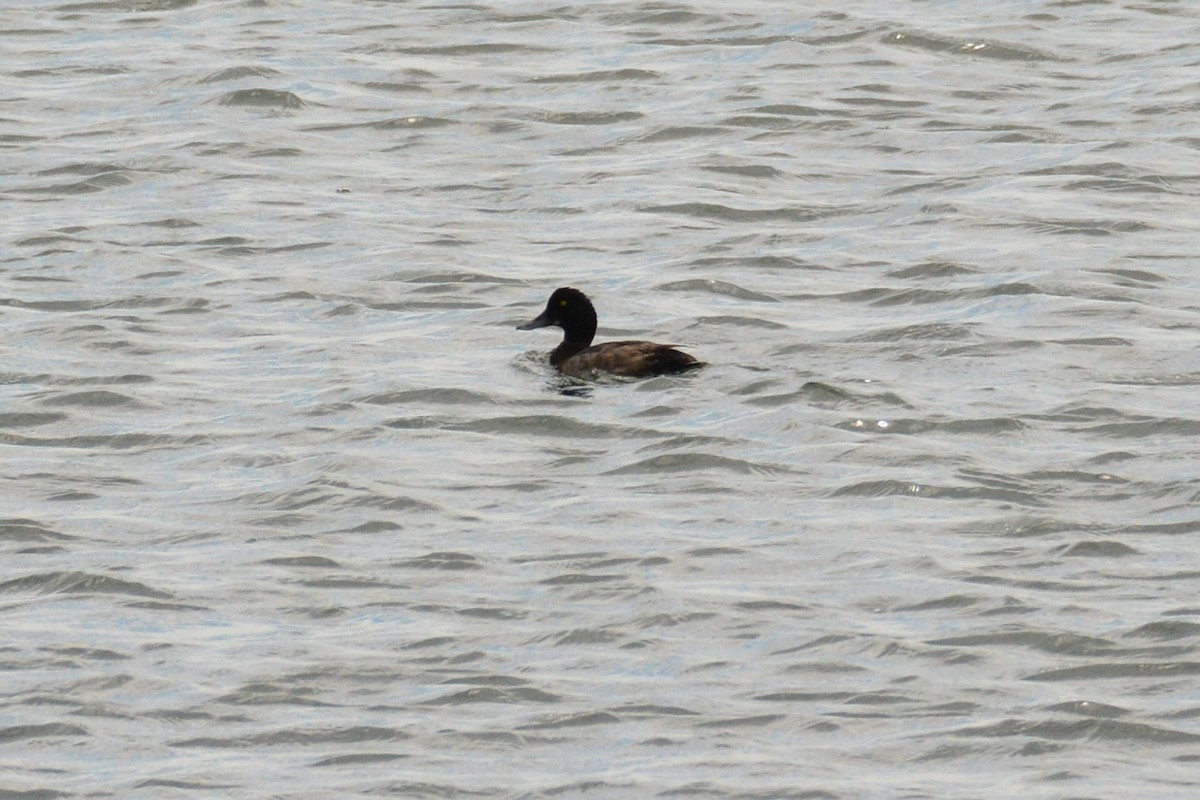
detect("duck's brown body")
[552,339,701,378]
[518,288,702,379]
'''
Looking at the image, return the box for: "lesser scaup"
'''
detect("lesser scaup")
[517,287,703,378]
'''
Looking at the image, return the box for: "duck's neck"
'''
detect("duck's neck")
[551,305,597,366]
[550,340,589,368]
[564,308,596,342]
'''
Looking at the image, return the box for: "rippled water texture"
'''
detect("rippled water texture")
[4,1,1200,797]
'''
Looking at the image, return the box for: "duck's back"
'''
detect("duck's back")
[558,340,702,378]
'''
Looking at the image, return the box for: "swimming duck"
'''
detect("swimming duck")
[517,287,702,378]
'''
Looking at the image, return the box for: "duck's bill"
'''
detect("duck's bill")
[517,312,552,330]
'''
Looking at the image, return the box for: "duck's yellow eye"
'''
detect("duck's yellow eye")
[559,299,567,307]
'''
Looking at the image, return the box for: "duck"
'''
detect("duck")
[517,287,703,378]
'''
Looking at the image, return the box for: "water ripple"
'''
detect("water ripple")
[5,1,1200,797]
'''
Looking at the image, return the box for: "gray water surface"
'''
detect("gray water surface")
[3,1,1199,798]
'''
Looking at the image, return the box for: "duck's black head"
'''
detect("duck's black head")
[516,287,597,345]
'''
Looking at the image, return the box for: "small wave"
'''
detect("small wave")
[517,711,620,730]
[530,68,662,83]
[641,202,845,223]
[951,717,1200,744]
[658,279,779,302]
[41,390,142,408]
[198,65,282,84]
[836,417,1027,436]
[537,110,642,126]
[0,722,89,742]
[0,412,67,428]
[396,552,483,571]
[606,452,791,476]
[885,30,1057,61]
[0,432,193,450]
[306,115,454,132]
[217,88,306,109]
[0,518,76,543]
[0,570,172,600]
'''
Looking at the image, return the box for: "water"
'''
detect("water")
[3,1,1199,797]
